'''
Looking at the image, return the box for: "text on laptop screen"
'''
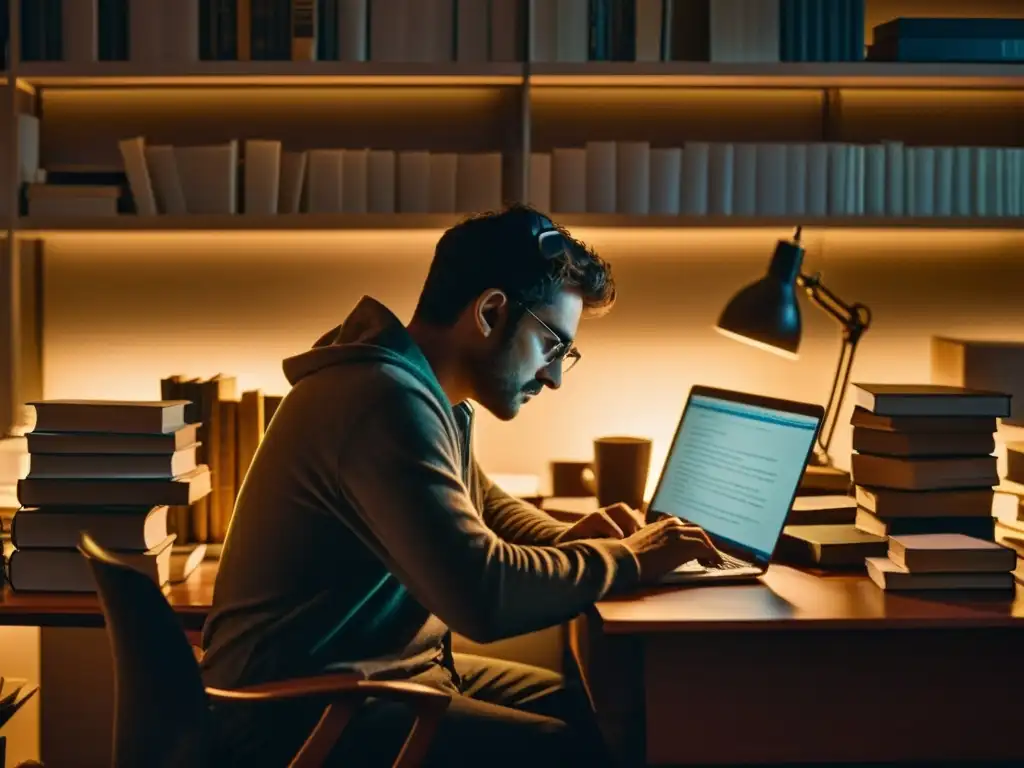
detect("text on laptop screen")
[650,393,819,561]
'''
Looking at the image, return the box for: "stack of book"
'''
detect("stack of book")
[867,533,1017,591]
[6,400,210,593]
[849,384,1010,542]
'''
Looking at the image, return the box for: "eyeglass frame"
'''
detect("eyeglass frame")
[514,303,582,373]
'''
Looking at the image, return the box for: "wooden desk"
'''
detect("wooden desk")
[570,565,1024,767]
[0,561,217,632]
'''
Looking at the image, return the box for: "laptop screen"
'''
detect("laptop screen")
[649,392,820,562]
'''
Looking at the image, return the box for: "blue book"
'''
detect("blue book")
[868,37,1024,62]
[849,0,865,60]
[873,17,1024,41]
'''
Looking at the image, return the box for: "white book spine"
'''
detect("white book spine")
[62,0,98,63]
[994,148,1006,217]
[903,148,916,215]
[338,0,369,61]
[128,0,164,62]
[913,147,935,217]
[805,143,828,217]
[585,141,617,213]
[934,147,954,217]
[680,142,710,216]
[367,150,396,213]
[649,147,682,215]
[144,145,187,215]
[243,140,282,215]
[342,148,370,213]
[755,143,787,216]
[827,143,848,216]
[119,137,158,215]
[732,143,757,216]
[398,151,431,212]
[863,144,886,216]
[708,143,734,216]
[635,0,663,62]
[953,146,972,216]
[855,145,866,215]
[616,141,650,215]
[163,0,199,62]
[1010,148,1022,217]
[531,0,558,62]
[278,151,308,214]
[970,147,986,216]
[428,152,458,213]
[456,152,503,211]
[556,0,589,62]
[748,0,780,62]
[884,141,904,217]
[490,0,520,61]
[709,0,743,62]
[529,152,552,212]
[370,0,408,61]
[785,144,807,217]
[456,0,490,61]
[306,149,345,213]
[551,148,586,212]
[405,0,437,61]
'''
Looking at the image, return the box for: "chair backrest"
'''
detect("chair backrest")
[78,533,211,768]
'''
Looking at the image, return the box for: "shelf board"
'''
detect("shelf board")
[528,62,1024,88]
[15,61,524,88]
[17,213,470,234]
[16,214,1024,236]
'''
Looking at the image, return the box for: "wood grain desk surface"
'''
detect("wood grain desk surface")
[0,560,217,630]
[597,564,1024,633]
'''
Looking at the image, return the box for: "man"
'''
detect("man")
[201,205,721,766]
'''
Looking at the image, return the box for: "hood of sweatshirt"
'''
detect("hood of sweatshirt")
[281,295,452,412]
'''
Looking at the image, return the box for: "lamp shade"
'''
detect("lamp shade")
[715,237,805,358]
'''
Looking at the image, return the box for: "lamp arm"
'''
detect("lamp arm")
[796,272,873,465]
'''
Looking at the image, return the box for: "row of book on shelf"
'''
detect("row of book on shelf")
[19,0,868,66]
[532,141,1024,219]
[28,136,504,217]
[2,378,284,593]
[28,137,1024,220]
[27,1,1021,66]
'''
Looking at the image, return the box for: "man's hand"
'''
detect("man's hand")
[554,502,646,543]
[621,517,724,582]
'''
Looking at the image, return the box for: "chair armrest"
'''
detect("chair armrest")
[206,674,450,705]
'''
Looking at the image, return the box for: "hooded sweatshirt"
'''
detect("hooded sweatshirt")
[200,296,641,693]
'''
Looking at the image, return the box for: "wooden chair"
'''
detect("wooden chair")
[77,533,451,767]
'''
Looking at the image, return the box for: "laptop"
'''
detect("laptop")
[646,385,824,585]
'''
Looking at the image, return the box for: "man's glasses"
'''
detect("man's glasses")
[519,304,582,373]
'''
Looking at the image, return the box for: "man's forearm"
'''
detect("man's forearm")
[482,479,574,545]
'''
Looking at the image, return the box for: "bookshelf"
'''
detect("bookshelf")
[1,0,1023,443]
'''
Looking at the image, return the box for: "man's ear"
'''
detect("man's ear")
[474,289,508,338]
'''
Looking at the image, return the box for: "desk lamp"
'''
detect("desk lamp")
[715,227,872,467]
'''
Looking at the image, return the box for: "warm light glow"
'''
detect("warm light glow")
[17,61,523,88]
[529,62,1024,89]
[715,326,800,360]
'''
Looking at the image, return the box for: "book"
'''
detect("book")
[26,444,198,479]
[26,423,199,454]
[866,557,1015,591]
[851,384,1011,418]
[7,535,175,592]
[775,524,888,567]
[28,400,189,435]
[850,407,997,434]
[852,427,995,458]
[851,453,998,491]
[888,533,1017,573]
[854,507,996,540]
[786,494,857,525]
[16,465,211,507]
[856,486,995,519]
[10,505,169,551]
